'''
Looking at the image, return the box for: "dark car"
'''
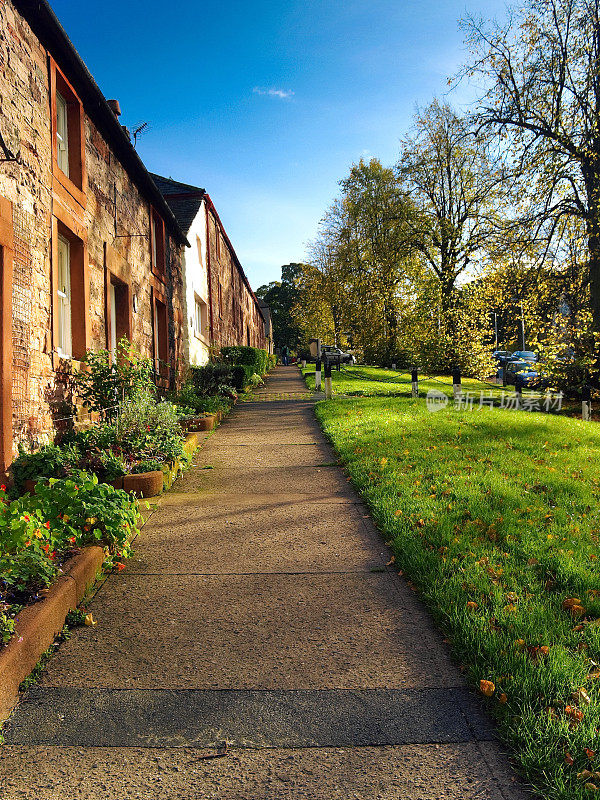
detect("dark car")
[492,350,512,363]
[511,350,538,362]
[503,359,543,389]
[321,346,355,365]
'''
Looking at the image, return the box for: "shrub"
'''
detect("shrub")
[190,363,235,395]
[131,459,164,475]
[73,338,155,420]
[220,346,271,375]
[173,385,229,414]
[10,443,80,493]
[116,392,183,464]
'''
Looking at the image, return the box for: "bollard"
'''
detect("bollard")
[582,384,592,421]
[391,363,396,371]
[411,368,419,398]
[452,368,462,402]
[315,359,322,391]
[301,360,306,369]
[324,362,333,399]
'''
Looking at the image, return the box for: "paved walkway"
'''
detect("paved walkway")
[0,367,528,799]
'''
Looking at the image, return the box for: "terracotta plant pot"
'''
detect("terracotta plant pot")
[23,479,38,495]
[106,476,124,490]
[190,413,217,431]
[122,470,164,498]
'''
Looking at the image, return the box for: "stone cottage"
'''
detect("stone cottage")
[151,174,270,367]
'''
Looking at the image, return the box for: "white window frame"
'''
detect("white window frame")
[56,234,72,358]
[56,91,69,177]
[194,297,203,336]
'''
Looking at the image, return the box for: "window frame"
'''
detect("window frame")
[150,207,166,279]
[0,197,14,474]
[55,233,72,359]
[50,59,86,205]
[51,210,89,368]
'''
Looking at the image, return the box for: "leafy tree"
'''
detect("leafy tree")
[256,263,303,351]
[462,0,600,348]
[398,100,504,316]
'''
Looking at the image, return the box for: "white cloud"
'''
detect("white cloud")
[252,86,295,100]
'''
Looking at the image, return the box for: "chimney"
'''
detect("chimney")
[107,99,121,117]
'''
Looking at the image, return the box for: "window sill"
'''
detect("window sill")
[193,331,209,345]
[52,164,86,211]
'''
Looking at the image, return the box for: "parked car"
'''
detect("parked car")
[492,350,512,363]
[321,346,355,365]
[503,359,544,389]
[511,350,538,362]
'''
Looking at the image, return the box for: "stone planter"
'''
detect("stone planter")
[122,470,164,498]
[191,413,217,432]
[107,476,124,490]
[0,546,105,722]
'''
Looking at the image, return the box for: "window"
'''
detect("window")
[215,227,221,261]
[56,92,69,177]
[218,283,223,318]
[108,277,130,363]
[196,235,203,267]
[56,235,72,357]
[51,63,84,192]
[53,221,87,363]
[153,295,168,379]
[194,296,208,339]
[151,209,165,277]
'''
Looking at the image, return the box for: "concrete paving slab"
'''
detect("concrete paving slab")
[173,463,356,498]
[128,500,386,574]
[4,687,494,747]
[0,743,529,800]
[194,440,337,468]
[38,573,461,690]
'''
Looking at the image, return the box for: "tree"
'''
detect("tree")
[256,263,303,351]
[462,0,600,342]
[339,159,419,362]
[398,100,504,316]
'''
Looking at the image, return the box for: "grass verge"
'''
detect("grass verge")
[316,394,600,800]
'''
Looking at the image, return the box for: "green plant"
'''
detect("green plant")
[173,384,230,414]
[190,363,235,395]
[73,338,154,420]
[220,346,272,375]
[31,473,139,555]
[131,459,164,474]
[10,444,80,493]
[117,392,184,463]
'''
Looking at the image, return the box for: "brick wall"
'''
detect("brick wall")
[0,0,185,467]
[206,204,266,353]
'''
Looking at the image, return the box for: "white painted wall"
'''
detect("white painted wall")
[182,198,211,367]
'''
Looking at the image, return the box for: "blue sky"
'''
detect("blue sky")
[52,0,506,290]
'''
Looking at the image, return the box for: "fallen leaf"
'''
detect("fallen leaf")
[84,614,97,627]
[479,679,495,697]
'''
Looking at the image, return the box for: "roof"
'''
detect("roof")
[151,174,265,322]
[149,174,205,236]
[13,0,189,247]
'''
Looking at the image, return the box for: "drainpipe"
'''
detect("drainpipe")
[205,200,214,348]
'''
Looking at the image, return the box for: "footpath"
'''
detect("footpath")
[0,366,528,799]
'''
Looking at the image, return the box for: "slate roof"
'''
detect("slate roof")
[150,174,205,236]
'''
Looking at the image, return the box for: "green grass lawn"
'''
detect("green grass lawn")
[302,364,509,397]
[316,393,600,800]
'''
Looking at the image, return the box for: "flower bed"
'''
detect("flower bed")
[0,476,139,646]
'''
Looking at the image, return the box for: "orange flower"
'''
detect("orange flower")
[68,536,76,545]
[114,562,126,572]
[0,484,6,492]
[44,521,50,529]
